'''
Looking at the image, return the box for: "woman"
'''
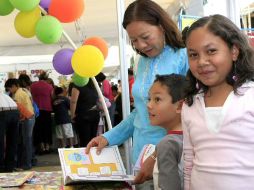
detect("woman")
[86,0,188,188]
[30,71,53,154]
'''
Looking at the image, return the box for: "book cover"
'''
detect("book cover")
[58,146,134,185]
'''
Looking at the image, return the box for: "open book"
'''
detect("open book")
[58,146,134,185]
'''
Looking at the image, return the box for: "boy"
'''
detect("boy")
[53,86,74,148]
[147,74,187,190]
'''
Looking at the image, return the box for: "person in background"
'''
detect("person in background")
[117,79,122,93]
[86,0,188,189]
[0,90,19,172]
[46,77,56,99]
[18,73,38,167]
[128,68,135,110]
[183,14,254,190]
[95,72,115,131]
[53,87,74,148]
[70,79,100,147]
[4,78,35,170]
[30,71,53,154]
[111,85,122,126]
[147,74,187,190]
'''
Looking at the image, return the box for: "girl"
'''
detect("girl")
[183,14,254,190]
[147,74,187,190]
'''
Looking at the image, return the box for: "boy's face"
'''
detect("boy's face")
[147,82,178,128]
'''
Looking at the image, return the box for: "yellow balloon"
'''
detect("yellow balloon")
[72,45,104,77]
[14,7,41,38]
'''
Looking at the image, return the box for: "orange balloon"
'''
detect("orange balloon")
[83,37,108,59]
[48,0,84,23]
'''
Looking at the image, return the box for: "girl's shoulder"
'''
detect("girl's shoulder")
[238,80,254,95]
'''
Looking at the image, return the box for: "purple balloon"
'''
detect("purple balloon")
[39,0,51,10]
[53,48,74,75]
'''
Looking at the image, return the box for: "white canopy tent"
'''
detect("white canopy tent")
[0,0,186,174]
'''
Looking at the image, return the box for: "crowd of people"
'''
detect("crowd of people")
[1,0,254,190]
[0,69,124,172]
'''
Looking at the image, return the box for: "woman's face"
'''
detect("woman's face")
[126,21,165,57]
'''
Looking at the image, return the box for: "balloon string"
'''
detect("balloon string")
[38,6,113,130]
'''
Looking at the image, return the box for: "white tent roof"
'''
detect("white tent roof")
[0,0,181,56]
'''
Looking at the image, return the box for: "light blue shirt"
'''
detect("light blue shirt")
[103,46,189,163]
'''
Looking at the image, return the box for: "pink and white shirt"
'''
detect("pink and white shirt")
[182,81,254,190]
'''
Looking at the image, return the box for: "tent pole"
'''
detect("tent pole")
[116,0,132,175]
[227,0,241,28]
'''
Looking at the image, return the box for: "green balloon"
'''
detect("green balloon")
[0,0,14,16]
[35,16,63,44]
[9,0,39,11]
[73,73,89,87]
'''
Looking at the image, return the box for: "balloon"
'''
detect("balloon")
[39,0,51,10]
[53,48,74,75]
[83,37,108,59]
[72,73,89,87]
[9,0,40,11]
[35,16,63,44]
[48,0,84,23]
[72,45,104,77]
[0,0,14,16]
[14,7,41,38]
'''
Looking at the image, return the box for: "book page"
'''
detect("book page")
[58,146,134,184]
[90,147,118,164]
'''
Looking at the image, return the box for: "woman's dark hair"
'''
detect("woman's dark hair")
[18,74,32,88]
[123,0,184,56]
[185,14,254,106]
[153,74,188,103]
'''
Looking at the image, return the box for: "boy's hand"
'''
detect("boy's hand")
[85,136,109,155]
[133,155,155,184]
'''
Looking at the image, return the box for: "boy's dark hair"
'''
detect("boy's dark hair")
[123,0,184,57]
[18,74,32,88]
[185,14,254,106]
[4,78,20,88]
[154,74,188,103]
[54,86,64,96]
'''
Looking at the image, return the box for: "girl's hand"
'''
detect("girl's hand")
[85,136,109,155]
